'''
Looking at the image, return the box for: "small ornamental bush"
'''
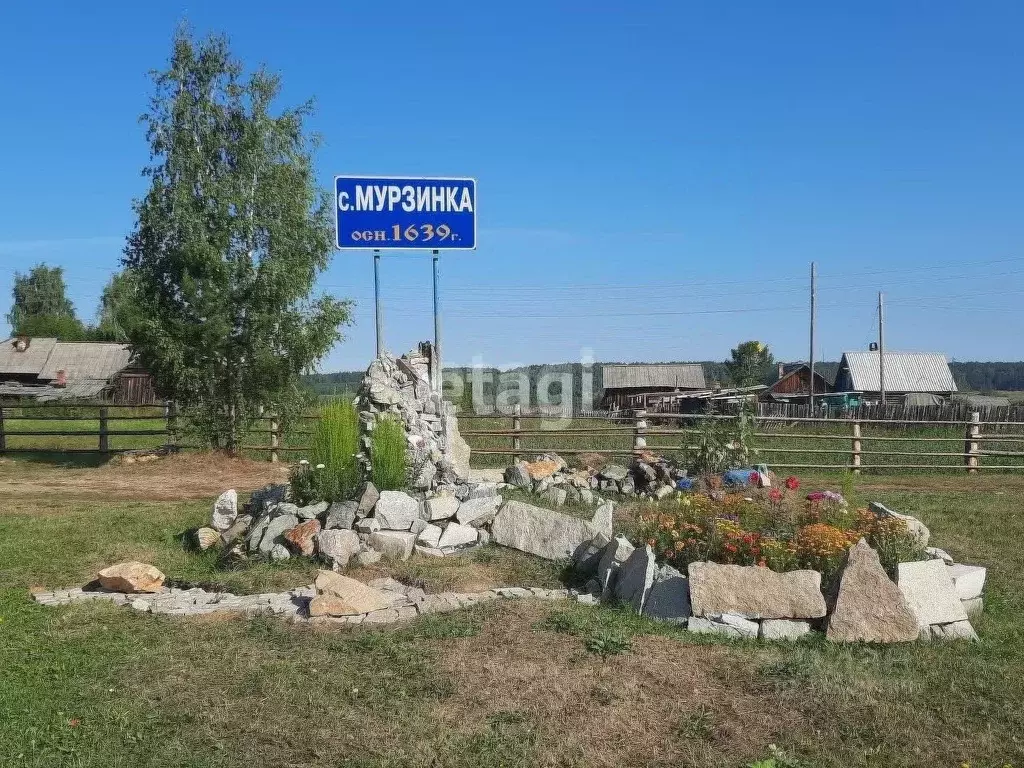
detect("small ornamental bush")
[636,476,924,577]
[371,415,408,491]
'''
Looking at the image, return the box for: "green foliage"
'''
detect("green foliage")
[287,461,319,506]
[6,264,77,332]
[746,744,810,768]
[94,269,147,343]
[584,628,631,657]
[683,403,756,475]
[12,313,89,340]
[123,28,351,452]
[311,400,361,501]
[725,340,775,387]
[371,415,408,490]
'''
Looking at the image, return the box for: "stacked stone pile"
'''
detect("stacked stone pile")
[570,505,987,643]
[192,476,616,568]
[358,345,472,490]
[504,450,686,503]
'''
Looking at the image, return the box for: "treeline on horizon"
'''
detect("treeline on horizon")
[301,360,1024,402]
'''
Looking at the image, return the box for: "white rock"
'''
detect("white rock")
[438,522,478,549]
[946,563,986,601]
[316,529,361,568]
[455,495,501,526]
[688,614,758,638]
[212,489,238,532]
[932,620,978,641]
[869,502,930,548]
[368,531,417,561]
[354,517,381,534]
[424,495,460,521]
[590,502,614,540]
[355,549,382,566]
[467,482,500,499]
[416,523,443,548]
[897,559,968,627]
[759,619,812,641]
[414,545,446,557]
[374,491,421,530]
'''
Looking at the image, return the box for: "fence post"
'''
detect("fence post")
[851,422,861,474]
[511,404,521,463]
[966,411,980,473]
[634,409,647,453]
[98,407,109,455]
[165,400,178,453]
[0,406,5,453]
[269,416,280,464]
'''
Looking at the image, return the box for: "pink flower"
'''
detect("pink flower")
[749,471,760,484]
[769,488,783,503]
[785,476,800,491]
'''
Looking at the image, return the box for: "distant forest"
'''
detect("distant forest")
[302,361,1024,404]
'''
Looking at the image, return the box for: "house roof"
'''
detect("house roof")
[840,351,957,393]
[771,363,835,389]
[602,363,707,390]
[0,337,58,375]
[0,337,134,382]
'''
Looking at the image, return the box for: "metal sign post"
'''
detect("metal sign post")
[432,249,441,393]
[334,175,476,367]
[373,249,383,357]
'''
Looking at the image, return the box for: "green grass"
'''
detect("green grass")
[371,415,408,490]
[2,473,1024,766]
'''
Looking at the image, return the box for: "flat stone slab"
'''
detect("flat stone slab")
[946,563,986,601]
[827,539,919,643]
[688,562,826,619]
[491,500,597,561]
[688,614,758,638]
[898,559,968,627]
[759,619,812,641]
[437,522,478,549]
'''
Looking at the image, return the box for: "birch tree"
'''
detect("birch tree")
[125,29,350,451]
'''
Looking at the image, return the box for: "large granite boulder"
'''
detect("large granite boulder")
[826,539,919,643]
[368,531,417,561]
[490,500,604,561]
[257,513,299,555]
[687,562,826,619]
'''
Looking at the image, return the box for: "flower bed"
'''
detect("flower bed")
[637,475,924,579]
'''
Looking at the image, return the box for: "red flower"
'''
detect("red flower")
[748,470,760,484]
[785,476,800,491]
[769,488,783,503]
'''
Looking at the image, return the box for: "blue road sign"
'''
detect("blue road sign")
[335,176,476,250]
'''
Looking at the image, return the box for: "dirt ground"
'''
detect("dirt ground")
[0,451,289,500]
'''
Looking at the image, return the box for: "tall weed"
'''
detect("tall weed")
[372,415,408,490]
[312,400,361,501]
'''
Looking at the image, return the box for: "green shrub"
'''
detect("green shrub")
[311,400,362,501]
[371,415,408,490]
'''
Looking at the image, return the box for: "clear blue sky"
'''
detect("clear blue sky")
[1,2,1022,371]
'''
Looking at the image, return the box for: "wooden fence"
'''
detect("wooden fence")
[0,402,172,455]
[4,402,1024,473]
[457,408,1024,472]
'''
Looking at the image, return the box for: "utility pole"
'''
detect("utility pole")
[878,291,886,405]
[809,262,817,411]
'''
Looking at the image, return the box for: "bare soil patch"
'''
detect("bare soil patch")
[0,451,288,501]
[434,602,797,767]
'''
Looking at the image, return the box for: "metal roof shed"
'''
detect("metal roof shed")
[835,351,957,394]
